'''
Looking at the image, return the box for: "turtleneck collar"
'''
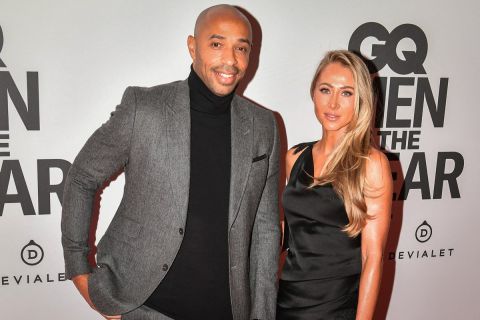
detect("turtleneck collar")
[188,66,234,115]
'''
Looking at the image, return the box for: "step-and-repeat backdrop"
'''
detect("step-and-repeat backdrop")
[1,1,478,319]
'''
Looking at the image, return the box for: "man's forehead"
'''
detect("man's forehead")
[194,6,252,39]
[198,19,251,41]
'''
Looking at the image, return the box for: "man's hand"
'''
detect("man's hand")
[72,274,122,319]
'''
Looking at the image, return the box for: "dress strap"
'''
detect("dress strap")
[292,141,317,155]
[283,141,316,252]
[288,141,316,182]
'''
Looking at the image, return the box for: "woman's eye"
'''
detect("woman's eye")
[319,88,330,94]
[342,91,353,97]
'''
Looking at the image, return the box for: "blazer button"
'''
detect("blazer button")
[179,228,184,235]
[162,264,169,271]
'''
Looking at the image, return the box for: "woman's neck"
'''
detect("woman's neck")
[317,129,346,155]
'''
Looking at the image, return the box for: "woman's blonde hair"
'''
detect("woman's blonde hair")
[310,50,374,237]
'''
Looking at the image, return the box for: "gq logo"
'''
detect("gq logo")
[415,220,432,243]
[348,22,428,75]
[20,240,44,266]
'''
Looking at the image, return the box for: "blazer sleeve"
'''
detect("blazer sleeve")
[61,87,137,279]
[249,112,281,320]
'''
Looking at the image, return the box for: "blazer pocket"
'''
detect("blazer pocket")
[106,215,143,244]
[252,153,267,163]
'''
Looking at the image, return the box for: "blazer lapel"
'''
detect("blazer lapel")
[229,96,253,229]
[165,80,190,226]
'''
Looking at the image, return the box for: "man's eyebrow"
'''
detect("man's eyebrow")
[209,34,226,40]
[209,34,252,46]
[238,38,252,46]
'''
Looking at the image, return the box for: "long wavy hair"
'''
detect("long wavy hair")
[310,50,374,237]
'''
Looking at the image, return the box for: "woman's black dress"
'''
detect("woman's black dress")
[277,142,362,320]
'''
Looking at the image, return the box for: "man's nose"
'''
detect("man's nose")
[222,47,237,66]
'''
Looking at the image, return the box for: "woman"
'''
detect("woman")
[277,50,393,319]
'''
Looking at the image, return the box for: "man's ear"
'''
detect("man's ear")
[187,35,196,60]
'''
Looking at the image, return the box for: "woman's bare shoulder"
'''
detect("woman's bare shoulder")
[366,147,392,190]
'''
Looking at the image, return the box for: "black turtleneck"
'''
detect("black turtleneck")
[144,68,233,320]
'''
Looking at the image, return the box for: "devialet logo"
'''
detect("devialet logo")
[0,240,66,287]
[388,220,454,261]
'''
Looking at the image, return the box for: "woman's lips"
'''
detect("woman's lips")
[324,113,339,121]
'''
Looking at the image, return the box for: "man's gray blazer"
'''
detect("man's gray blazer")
[61,79,281,319]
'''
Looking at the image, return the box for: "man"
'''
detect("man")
[61,4,280,320]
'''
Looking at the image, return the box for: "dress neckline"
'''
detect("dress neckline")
[305,143,333,188]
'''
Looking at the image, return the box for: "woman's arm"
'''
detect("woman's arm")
[356,149,393,320]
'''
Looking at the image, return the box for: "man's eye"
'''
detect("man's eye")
[237,46,249,53]
[211,42,222,48]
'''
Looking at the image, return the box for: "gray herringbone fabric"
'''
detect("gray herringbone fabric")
[61,79,281,319]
